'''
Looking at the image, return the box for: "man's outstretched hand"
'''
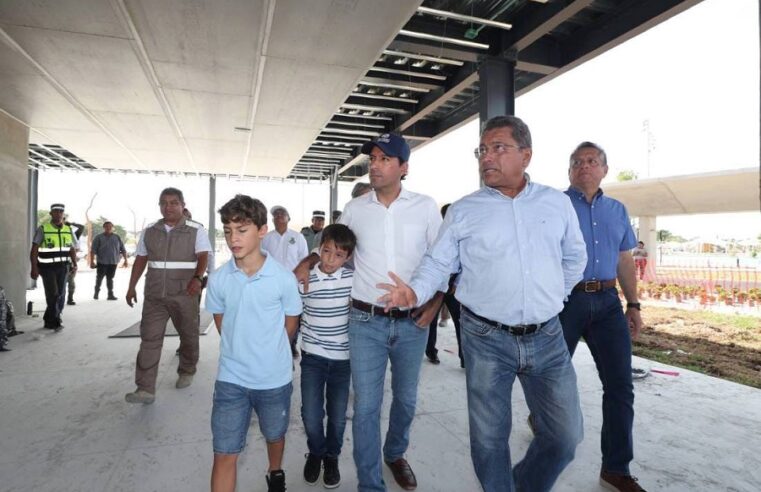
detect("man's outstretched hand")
[377,272,418,311]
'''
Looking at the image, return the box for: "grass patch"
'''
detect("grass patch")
[633,305,761,389]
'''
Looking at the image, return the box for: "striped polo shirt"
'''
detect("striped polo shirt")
[299,264,353,360]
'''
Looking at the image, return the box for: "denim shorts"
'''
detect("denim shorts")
[211,380,292,454]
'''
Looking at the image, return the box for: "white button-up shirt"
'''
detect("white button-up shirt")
[261,228,309,271]
[339,188,442,304]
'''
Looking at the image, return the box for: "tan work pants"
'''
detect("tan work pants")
[135,294,200,393]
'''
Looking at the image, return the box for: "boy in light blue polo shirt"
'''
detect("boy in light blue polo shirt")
[205,194,302,492]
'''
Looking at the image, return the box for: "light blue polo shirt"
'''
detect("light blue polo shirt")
[205,254,302,390]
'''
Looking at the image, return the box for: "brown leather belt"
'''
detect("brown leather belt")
[462,306,549,336]
[351,299,413,319]
[573,279,617,293]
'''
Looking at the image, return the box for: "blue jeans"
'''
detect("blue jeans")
[348,308,428,492]
[461,310,583,492]
[211,380,292,454]
[300,352,351,458]
[560,288,634,475]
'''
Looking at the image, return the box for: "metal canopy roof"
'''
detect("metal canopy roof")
[603,168,761,217]
[330,0,703,181]
[0,0,702,182]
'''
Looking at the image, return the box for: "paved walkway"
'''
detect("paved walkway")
[0,268,759,491]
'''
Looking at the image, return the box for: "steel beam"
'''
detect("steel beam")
[479,57,515,121]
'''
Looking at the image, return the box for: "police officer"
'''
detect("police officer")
[300,210,326,251]
[30,203,78,331]
[124,187,211,404]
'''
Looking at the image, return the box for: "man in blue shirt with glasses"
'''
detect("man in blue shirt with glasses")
[562,142,645,492]
[378,115,587,492]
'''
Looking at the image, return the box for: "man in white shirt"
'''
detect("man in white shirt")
[263,205,309,357]
[295,133,444,491]
[262,205,309,271]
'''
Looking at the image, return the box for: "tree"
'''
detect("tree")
[657,229,686,243]
[37,209,50,225]
[617,169,638,181]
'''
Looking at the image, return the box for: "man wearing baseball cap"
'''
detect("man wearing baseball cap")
[295,133,445,491]
[300,210,326,251]
[30,203,78,331]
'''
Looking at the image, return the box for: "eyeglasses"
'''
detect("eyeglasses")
[571,157,603,169]
[473,143,521,159]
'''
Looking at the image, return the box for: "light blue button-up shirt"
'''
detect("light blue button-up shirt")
[409,178,587,325]
[565,187,637,281]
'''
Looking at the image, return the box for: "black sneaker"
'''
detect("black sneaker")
[266,469,286,492]
[303,453,321,484]
[323,456,341,489]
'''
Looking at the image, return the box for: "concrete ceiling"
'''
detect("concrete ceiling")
[604,168,761,217]
[0,0,422,177]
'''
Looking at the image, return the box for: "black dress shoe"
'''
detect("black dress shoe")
[385,458,417,490]
[107,295,118,301]
[425,352,440,364]
[67,299,76,305]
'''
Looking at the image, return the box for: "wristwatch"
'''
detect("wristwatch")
[626,302,641,311]
[192,275,203,282]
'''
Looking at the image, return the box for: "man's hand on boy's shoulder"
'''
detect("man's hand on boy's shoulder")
[293,252,320,292]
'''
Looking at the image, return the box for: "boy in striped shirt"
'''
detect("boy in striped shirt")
[299,224,356,488]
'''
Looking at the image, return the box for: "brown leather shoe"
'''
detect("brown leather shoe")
[600,471,647,491]
[384,458,417,490]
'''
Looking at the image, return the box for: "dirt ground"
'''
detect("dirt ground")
[634,306,761,388]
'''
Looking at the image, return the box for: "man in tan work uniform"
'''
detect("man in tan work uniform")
[124,187,212,404]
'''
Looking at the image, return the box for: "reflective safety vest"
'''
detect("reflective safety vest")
[37,222,74,264]
[142,218,201,298]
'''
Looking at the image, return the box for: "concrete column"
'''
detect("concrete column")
[208,175,216,271]
[637,215,658,265]
[27,168,38,289]
[329,171,338,220]
[0,112,30,311]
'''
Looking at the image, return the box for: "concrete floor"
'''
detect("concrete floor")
[1,268,759,492]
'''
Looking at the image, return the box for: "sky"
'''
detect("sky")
[38,0,759,241]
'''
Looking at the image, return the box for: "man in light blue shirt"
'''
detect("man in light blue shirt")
[379,116,587,492]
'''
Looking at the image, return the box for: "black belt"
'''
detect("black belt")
[573,279,617,293]
[351,299,413,319]
[462,306,549,336]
